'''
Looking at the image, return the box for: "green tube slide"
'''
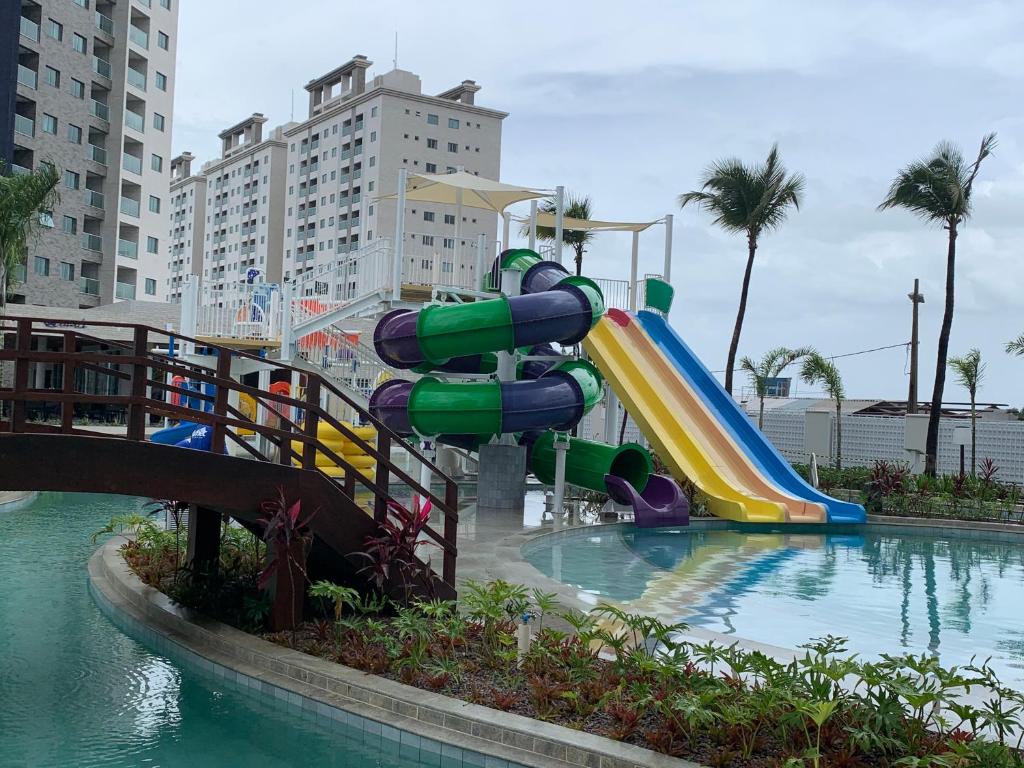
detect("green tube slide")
[529,432,654,494]
[416,297,516,366]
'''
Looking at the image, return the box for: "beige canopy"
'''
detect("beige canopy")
[518,212,660,232]
[377,170,549,212]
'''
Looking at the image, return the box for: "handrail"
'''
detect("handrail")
[0,315,459,585]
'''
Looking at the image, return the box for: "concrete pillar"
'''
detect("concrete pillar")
[477,443,527,512]
[185,504,222,575]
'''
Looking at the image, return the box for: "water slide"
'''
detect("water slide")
[370,251,688,524]
[635,311,865,524]
[584,310,827,523]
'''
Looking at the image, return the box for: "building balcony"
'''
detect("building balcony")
[17,65,37,89]
[81,233,103,252]
[11,164,31,176]
[124,109,144,133]
[85,189,105,210]
[95,12,114,36]
[20,17,39,42]
[128,25,148,49]
[115,281,136,300]
[88,144,107,165]
[93,56,112,80]
[118,239,138,259]
[127,67,146,91]
[120,198,140,217]
[14,114,34,138]
[80,276,100,296]
[122,153,143,175]
[90,100,110,122]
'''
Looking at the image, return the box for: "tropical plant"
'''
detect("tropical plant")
[0,162,60,306]
[1008,335,1024,357]
[679,144,805,394]
[353,497,436,604]
[739,347,811,427]
[800,352,846,469]
[523,192,595,276]
[258,488,317,631]
[948,348,986,476]
[879,133,997,476]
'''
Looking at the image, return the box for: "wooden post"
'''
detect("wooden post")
[269,537,307,631]
[185,504,222,575]
[61,332,76,433]
[126,326,148,441]
[373,431,391,523]
[443,481,458,586]
[210,350,231,454]
[302,377,320,470]
[10,319,31,432]
[344,465,356,498]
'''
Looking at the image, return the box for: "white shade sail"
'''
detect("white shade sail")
[377,170,549,212]
[517,212,660,232]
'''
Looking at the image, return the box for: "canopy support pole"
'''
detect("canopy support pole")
[476,233,487,291]
[453,185,463,276]
[629,231,639,311]
[501,211,510,253]
[553,185,564,265]
[663,213,673,284]
[528,200,538,251]
[391,168,407,300]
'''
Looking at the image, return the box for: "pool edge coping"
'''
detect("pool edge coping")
[88,538,703,768]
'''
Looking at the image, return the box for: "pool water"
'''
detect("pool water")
[524,522,1024,689]
[0,493,447,767]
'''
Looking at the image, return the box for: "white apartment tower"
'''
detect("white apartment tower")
[10,0,178,306]
[165,151,204,302]
[282,56,507,287]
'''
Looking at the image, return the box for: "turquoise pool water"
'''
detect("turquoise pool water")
[524,522,1024,689]
[0,492,481,767]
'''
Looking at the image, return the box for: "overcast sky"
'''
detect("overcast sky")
[173,1,1024,405]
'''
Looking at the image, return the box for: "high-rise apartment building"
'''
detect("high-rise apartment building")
[166,151,203,302]
[281,56,506,287]
[7,0,178,307]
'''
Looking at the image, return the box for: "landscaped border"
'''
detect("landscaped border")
[88,538,701,768]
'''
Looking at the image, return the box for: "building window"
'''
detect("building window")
[45,66,60,87]
[147,236,159,254]
[426,138,438,149]
[448,118,459,129]
[72,0,87,6]
[153,113,165,131]
[160,0,171,8]
[422,235,435,246]
[370,106,378,117]
[145,278,157,295]
[149,195,161,213]
[444,214,455,225]
[34,256,50,276]
[64,171,79,190]
[427,113,438,125]
[72,33,87,54]
[43,114,58,134]
[447,142,458,153]
[425,162,437,174]
[423,211,434,222]
[155,72,167,90]
[157,31,169,49]
[62,215,77,234]
[370,130,376,142]
[443,238,455,249]
[67,124,82,144]
[70,78,84,98]
[151,154,163,172]
[60,262,75,281]
[47,19,63,41]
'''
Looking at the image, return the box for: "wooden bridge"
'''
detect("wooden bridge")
[0,315,459,624]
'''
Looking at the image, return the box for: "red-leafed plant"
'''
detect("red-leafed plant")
[353,497,436,605]
[258,488,317,632]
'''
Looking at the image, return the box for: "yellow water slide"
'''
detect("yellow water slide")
[583,311,826,523]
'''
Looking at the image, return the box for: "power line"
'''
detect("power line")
[711,341,910,374]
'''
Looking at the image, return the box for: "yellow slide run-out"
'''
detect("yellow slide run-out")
[584,311,826,523]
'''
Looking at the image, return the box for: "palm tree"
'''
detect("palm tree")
[679,144,805,394]
[1007,335,1024,357]
[947,349,985,476]
[738,346,811,428]
[800,351,846,469]
[878,134,997,475]
[523,193,594,276]
[0,162,60,308]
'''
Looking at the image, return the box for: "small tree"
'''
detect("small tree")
[738,347,811,428]
[523,193,595,276]
[1007,335,1024,357]
[948,348,985,476]
[800,352,846,470]
[0,163,60,307]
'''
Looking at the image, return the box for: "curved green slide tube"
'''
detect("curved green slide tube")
[530,432,653,494]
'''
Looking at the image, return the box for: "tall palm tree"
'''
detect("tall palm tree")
[878,133,997,475]
[1007,335,1024,357]
[523,193,594,276]
[738,346,811,428]
[679,144,804,394]
[800,351,846,469]
[947,348,985,476]
[0,162,60,308]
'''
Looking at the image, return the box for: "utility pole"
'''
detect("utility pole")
[907,278,925,413]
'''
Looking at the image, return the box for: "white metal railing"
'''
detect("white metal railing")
[291,238,393,323]
[593,277,630,310]
[194,282,282,342]
[297,323,415,404]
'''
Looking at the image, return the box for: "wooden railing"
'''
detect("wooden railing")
[0,315,459,586]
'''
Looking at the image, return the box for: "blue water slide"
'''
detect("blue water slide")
[635,310,865,524]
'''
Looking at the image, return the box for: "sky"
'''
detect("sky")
[172,0,1024,406]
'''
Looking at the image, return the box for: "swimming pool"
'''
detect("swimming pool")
[0,492,489,767]
[524,521,1024,689]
